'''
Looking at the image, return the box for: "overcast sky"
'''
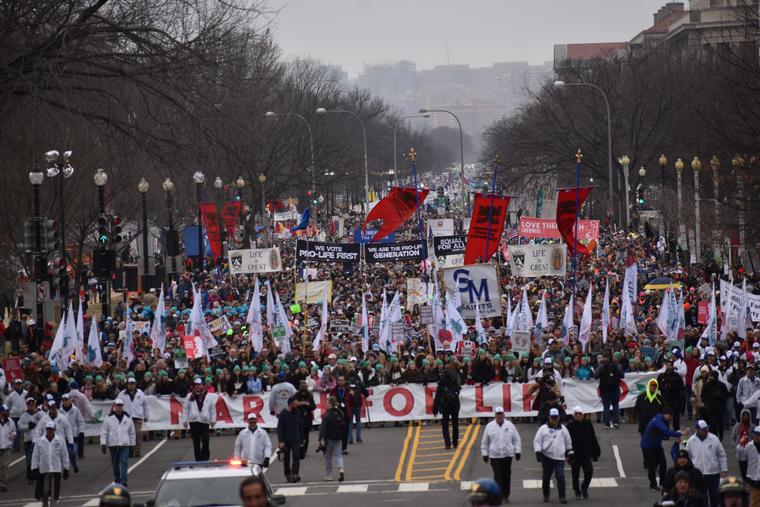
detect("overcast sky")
[267,0,674,78]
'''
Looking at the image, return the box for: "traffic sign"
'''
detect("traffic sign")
[36,282,49,303]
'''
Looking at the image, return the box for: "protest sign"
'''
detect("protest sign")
[508,244,567,278]
[442,264,502,319]
[428,219,454,237]
[207,316,232,337]
[433,235,467,257]
[519,216,599,241]
[364,241,425,263]
[228,248,282,275]
[295,280,332,304]
[1,357,23,383]
[296,240,360,263]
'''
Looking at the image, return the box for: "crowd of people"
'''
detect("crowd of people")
[0,204,757,505]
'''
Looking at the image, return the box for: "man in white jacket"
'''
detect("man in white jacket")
[686,419,728,507]
[36,401,74,448]
[480,406,521,502]
[100,399,136,487]
[183,378,217,461]
[60,394,84,474]
[534,408,574,504]
[117,377,149,457]
[31,421,70,507]
[234,413,272,468]
[18,398,43,484]
[0,405,16,492]
[6,379,26,452]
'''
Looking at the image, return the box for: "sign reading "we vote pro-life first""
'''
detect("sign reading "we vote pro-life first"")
[296,240,361,263]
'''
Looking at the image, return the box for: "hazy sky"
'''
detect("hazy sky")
[267,0,675,78]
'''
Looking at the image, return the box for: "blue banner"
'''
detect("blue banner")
[183,226,212,257]
[353,228,395,244]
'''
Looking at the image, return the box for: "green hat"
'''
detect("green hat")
[144,372,153,379]
[422,359,430,366]
[204,368,212,374]
[299,361,307,368]
[582,356,590,362]
[242,365,249,372]
[233,365,241,372]
[338,358,346,365]
[193,375,201,382]
[613,351,622,358]
[375,364,384,371]
[273,359,281,366]
[250,366,258,373]
[645,356,654,363]
[435,359,444,366]
[311,366,319,372]
[463,357,471,364]
[178,369,186,375]
[628,359,636,365]
[477,348,486,355]
[533,358,540,365]
[262,364,270,372]
[95,375,104,382]
[127,371,135,378]
[226,329,234,336]
[493,354,502,361]
[205,376,213,384]
[215,369,223,376]
[505,354,516,361]
[563,357,571,364]
[85,375,93,381]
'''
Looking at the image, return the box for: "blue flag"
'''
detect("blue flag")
[290,207,310,233]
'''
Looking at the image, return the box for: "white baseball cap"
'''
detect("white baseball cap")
[696,419,709,430]
[494,406,505,414]
[572,406,583,414]
[247,413,257,420]
[114,399,125,406]
[61,394,70,400]
[194,378,203,385]
[127,377,137,383]
[47,400,56,407]
[543,358,553,365]
[549,408,560,417]
[45,422,56,430]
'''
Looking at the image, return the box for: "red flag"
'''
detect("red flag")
[363,187,429,242]
[221,201,242,246]
[556,187,596,255]
[464,192,510,265]
[198,203,223,259]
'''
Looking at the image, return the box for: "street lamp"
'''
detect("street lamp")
[258,173,267,247]
[732,155,746,257]
[265,111,316,197]
[639,166,646,177]
[93,168,111,318]
[193,170,205,270]
[675,158,685,249]
[659,154,667,187]
[691,156,702,262]
[214,176,223,191]
[710,155,721,259]
[29,163,45,342]
[393,114,429,186]
[553,81,614,226]
[316,107,369,209]
[618,154,631,228]
[162,177,178,282]
[45,149,74,309]
[419,108,467,209]
[138,178,151,291]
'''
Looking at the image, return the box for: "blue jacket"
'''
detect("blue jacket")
[640,413,680,450]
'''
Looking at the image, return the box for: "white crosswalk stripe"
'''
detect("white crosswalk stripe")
[275,486,308,496]
[337,484,369,493]
[398,482,429,492]
[522,478,618,489]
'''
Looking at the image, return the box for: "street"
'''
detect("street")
[1,418,733,506]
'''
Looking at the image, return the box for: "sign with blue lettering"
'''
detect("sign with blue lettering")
[442,264,502,319]
[353,228,395,244]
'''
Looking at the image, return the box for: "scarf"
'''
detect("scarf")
[645,381,660,403]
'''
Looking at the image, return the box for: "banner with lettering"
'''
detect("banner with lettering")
[364,241,425,263]
[519,216,599,241]
[508,244,567,278]
[199,203,223,259]
[228,248,283,275]
[296,240,360,263]
[80,372,656,434]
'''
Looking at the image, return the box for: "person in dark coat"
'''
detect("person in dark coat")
[566,407,601,500]
[330,375,354,454]
[658,360,686,430]
[702,370,729,441]
[662,449,707,497]
[658,470,707,507]
[276,397,303,484]
[635,379,663,435]
[537,392,566,425]
[292,381,316,459]
[433,363,461,449]
[595,355,624,428]
[472,350,494,384]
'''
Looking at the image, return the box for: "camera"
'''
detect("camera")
[315,442,326,454]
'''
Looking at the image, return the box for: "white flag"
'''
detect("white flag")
[75,299,85,361]
[702,283,718,345]
[86,318,103,367]
[738,279,750,339]
[623,261,638,304]
[361,292,369,352]
[474,300,487,345]
[313,282,329,352]
[50,316,69,369]
[431,284,446,350]
[657,288,672,338]
[676,289,686,340]
[534,291,549,339]
[123,306,135,365]
[63,302,78,364]
[378,290,391,351]
[601,279,610,343]
[274,291,292,354]
[246,277,264,352]
[446,294,467,350]
[620,291,637,336]
[516,286,533,332]
[505,293,513,336]
[187,288,216,359]
[561,294,574,344]
[150,285,167,354]
[266,280,276,332]
[578,285,593,348]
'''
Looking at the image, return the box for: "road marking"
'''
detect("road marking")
[394,423,415,481]
[612,444,626,478]
[452,421,480,480]
[337,484,369,493]
[128,437,168,473]
[461,481,473,490]
[83,499,100,506]
[275,486,308,496]
[9,455,24,468]
[523,478,619,489]
[404,423,422,480]
[21,503,42,507]
[444,421,475,480]
[398,482,429,492]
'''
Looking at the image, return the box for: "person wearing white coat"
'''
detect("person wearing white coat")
[534,408,574,504]
[60,395,84,474]
[66,381,93,459]
[6,379,27,452]
[36,402,74,446]
[117,378,149,457]
[480,407,521,502]
[686,420,728,507]
[183,379,217,461]
[0,405,17,491]
[234,413,272,467]
[18,398,43,483]
[100,399,136,487]
[31,421,70,507]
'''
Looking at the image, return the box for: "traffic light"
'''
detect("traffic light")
[44,219,59,253]
[110,215,122,245]
[97,216,109,246]
[636,184,645,206]
[165,229,180,257]
[23,219,35,254]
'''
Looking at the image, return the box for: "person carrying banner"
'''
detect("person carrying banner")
[481,406,521,502]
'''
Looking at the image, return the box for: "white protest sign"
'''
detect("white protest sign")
[442,264,502,319]
[228,248,282,275]
[508,244,567,278]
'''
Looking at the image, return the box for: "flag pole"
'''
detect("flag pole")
[484,155,500,264]
[573,150,583,295]
[410,148,428,290]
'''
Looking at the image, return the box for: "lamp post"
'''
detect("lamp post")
[29,163,45,342]
[692,156,702,262]
[659,154,667,188]
[619,154,631,228]
[45,149,74,309]
[710,156,721,259]
[235,177,246,249]
[93,168,109,318]
[138,178,151,291]
[212,177,228,252]
[675,158,685,250]
[316,107,368,208]
[553,81,614,226]
[393,114,430,186]
[162,177,178,283]
[258,173,267,247]
[418,108,467,210]
[588,177,594,218]
[193,170,205,270]
[732,155,746,258]
[266,111,316,197]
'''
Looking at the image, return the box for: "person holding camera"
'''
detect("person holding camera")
[319,396,346,482]
[276,396,303,484]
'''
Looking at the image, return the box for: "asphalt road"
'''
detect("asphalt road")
[1,418,739,507]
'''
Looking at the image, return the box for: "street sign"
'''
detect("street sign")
[36,282,49,303]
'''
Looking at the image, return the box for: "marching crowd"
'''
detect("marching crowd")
[0,213,757,505]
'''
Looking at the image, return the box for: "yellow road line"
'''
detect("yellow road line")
[415,452,453,457]
[453,421,481,480]
[444,422,475,481]
[394,423,415,482]
[414,459,452,464]
[405,423,423,481]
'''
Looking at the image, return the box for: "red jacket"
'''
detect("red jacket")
[330,386,355,416]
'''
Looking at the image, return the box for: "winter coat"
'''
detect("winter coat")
[36,414,73,445]
[61,405,85,436]
[31,434,69,474]
[276,408,303,446]
[233,426,272,465]
[18,410,44,443]
[701,379,728,415]
[0,418,16,450]
[319,408,346,442]
[481,419,521,459]
[657,369,685,412]
[634,388,663,435]
[117,388,150,421]
[100,412,136,447]
[533,423,573,461]
[183,392,217,425]
[686,433,727,475]
[596,362,624,396]
[566,419,601,460]
[662,461,706,495]
[6,388,28,418]
[731,409,756,461]
[641,414,680,450]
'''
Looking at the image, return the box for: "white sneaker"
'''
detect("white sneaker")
[339,469,345,482]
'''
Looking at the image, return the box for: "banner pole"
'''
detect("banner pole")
[410,149,427,291]
[573,150,583,295]
[484,156,500,263]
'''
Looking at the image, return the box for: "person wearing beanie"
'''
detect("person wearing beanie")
[660,469,706,507]
[662,449,706,496]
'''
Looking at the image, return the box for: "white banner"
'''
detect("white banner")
[273,211,299,222]
[508,244,567,278]
[428,219,454,237]
[82,373,655,435]
[295,280,332,304]
[228,248,282,275]
[720,279,760,323]
[443,264,502,319]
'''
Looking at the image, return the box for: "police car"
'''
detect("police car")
[142,459,285,507]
